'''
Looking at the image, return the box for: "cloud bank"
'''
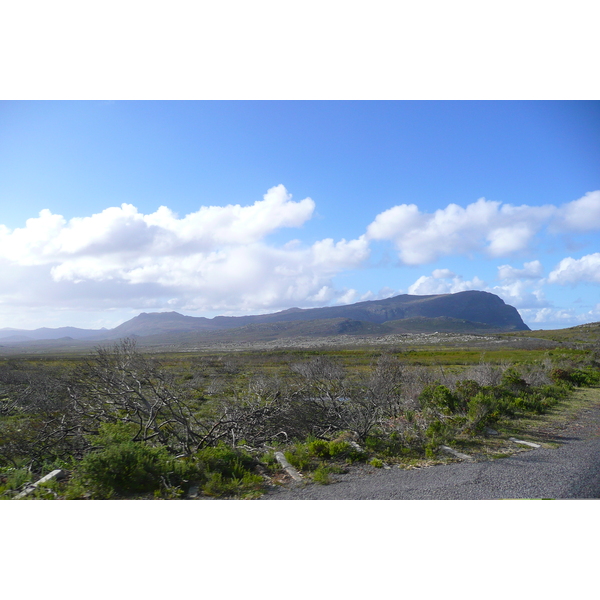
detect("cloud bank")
[548,253,600,285]
[0,185,369,316]
[366,191,600,265]
[1,187,599,329]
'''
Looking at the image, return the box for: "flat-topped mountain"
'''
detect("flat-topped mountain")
[0,291,530,344]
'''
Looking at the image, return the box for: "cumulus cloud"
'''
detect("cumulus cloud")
[407,271,486,295]
[490,281,548,309]
[366,191,600,265]
[0,185,370,315]
[0,184,315,267]
[519,308,577,325]
[407,262,549,311]
[520,303,600,329]
[548,253,600,285]
[552,190,600,233]
[498,260,544,281]
[490,261,548,309]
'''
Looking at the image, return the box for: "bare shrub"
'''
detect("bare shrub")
[521,363,552,387]
[400,366,435,409]
[462,362,503,386]
[67,338,228,456]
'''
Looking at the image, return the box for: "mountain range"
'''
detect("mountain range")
[0,291,529,345]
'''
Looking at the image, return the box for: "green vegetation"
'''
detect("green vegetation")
[1,332,599,499]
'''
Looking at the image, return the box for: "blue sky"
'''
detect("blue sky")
[1,100,599,331]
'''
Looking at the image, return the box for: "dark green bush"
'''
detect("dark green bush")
[549,368,570,384]
[69,423,199,498]
[75,440,175,498]
[284,444,315,472]
[194,444,255,479]
[328,439,366,462]
[312,464,333,484]
[425,419,454,449]
[328,440,351,457]
[501,368,529,393]
[466,392,499,431]
[307,439,331,459]
[570,368,600,387]
[202,471,263,498]
[454,379,482,412]
[419,385,459,414]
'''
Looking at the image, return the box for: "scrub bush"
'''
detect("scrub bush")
[419,385,459,415]
[69,423,199,498]
[307,439,331,459]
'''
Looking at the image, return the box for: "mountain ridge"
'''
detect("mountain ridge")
[0,291,529,343]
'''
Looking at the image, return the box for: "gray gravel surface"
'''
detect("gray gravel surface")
[261,404,600,500]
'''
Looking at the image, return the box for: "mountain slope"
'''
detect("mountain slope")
[119,290,529,335]
[0,290,530,343]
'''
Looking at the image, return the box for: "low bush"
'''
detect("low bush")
[466,392,499,432]
[312,464,333,484]
[307,439,331,459]
[0,467,34,499]
[202,471,263,498]
[69,422,197,499]
[284,444,315,472]
[419,385,459,415]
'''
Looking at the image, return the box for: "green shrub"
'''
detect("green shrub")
[284,444,314,472]
[328,439,366,463]
[195,444,255,479]
[74,441,173,498]
[570,368,600,387]
[369,458,384,468]
[308,439,331,459]
[202,471,263,498]
[312,464,333,485]
[549,368,573,385]
[260,450,279,470]
[0,467,34,499]
[466,392,499,432]
[546,367,599,387]
[69,422,200,498]
[419,385,459,414]
[454,379,481,412]
[364,433,407,457]
[513,392,554,415]
[425,419,454,448]
[501,368,529,393]
[328,440,351,457]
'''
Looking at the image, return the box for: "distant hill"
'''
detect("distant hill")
[0,325,105,342]
[502,320,600,344]
[0,291,530,345]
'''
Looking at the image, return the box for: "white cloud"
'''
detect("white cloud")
[520,308,577,325]
[520,302,600,329]
[552,190,600,233]
[3,187,599,329]
[0,184,316,267]
[366,191,600,265]
[0,185,373,317]
[498,260,544,281]
[490,281,548,309]
[408,272,486,295]
[548,253,600,285]
[336,289,360,305]
[432,268,455,279]
[407,262,549,311]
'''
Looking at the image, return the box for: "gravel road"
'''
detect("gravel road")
[261,403,600,500]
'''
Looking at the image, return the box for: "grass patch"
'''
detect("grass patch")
[496,387,600,441]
